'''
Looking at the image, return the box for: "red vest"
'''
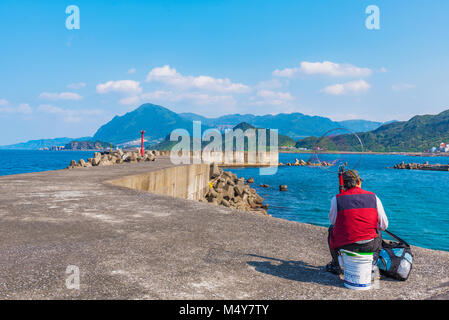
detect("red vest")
[330,187,378,250]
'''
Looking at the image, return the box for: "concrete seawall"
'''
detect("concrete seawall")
[0,157,448,299]
[107,163,211,201]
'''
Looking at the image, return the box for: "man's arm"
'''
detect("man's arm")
[329,196,337,225]
[376,196,389,231]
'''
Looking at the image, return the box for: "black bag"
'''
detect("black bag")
[377,230,413,281]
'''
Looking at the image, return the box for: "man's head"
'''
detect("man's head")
[342,169,362,190]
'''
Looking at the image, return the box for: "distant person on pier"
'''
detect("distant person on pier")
[326,169,389,275]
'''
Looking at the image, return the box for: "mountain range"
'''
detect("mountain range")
[93,103,387,145]
[296,109,449,152]
[0,137,91,150]
[1,102,447,152]
[179,111,385,139]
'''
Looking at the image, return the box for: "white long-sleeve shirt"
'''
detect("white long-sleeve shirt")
[329,195,389,231]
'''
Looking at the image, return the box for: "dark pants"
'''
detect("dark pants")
[328,225,382,267]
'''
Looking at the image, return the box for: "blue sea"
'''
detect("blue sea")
[0,150,96,176]
[0,150,448,252]
[231,153,449,252]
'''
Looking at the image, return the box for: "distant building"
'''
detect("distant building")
[50,145,65,151]
[439,143,449,152]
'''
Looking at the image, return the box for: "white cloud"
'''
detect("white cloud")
[392,83,415,91]
[17,103,32,114]
[39,92,83,101]
[127,68,136,74]
[272,67,300,78]
[0,103,32,114]
[249,90,294,106]
[257,90,293,101]
[140,90,236,106]
[322,80,371,95]
[273,61,372,78]
[37,104,102,123]
[146,65,250,93]
[255,79,284,89]
[96,80,142,95]
[0,99,9,106]
[67,82,86,89]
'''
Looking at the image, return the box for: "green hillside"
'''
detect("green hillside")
[296,109,449,152]
[93,103,200,144]
[65,140,112,150]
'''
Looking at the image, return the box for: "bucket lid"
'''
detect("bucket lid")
[340,249,373,257]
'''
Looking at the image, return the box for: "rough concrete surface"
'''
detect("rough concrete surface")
[0,157,448,299]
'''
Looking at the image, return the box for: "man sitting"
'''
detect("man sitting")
[326,169,388,275]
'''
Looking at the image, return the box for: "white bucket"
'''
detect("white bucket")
[339,249,373,290]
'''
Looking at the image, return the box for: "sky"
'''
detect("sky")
[0,0,448,145]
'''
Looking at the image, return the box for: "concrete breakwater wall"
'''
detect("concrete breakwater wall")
[393,162,449,171]
[107,162,268,214]
[108,163,211,201]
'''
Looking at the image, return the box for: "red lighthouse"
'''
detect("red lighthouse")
[140,130,146,157]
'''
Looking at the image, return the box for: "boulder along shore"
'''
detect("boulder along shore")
[67,149,157,168]
[393,161,449,171]
[203,163,268,215]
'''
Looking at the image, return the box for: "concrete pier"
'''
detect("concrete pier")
[0,156,448,299]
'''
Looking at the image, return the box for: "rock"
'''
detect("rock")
[204,168,268,215]
[99,159,113,166]
[216,181,226,189]
[68,148,157,169]
[216,193,223,204]
[248,198,259,209]
[221,199,231,207]
[234,185,244,196]
[279,185,288,191]
[91,158,100,166]
[223,184,234,200]
[254,194,264,204]
[208,188,218,198]
[209,197,218,205]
